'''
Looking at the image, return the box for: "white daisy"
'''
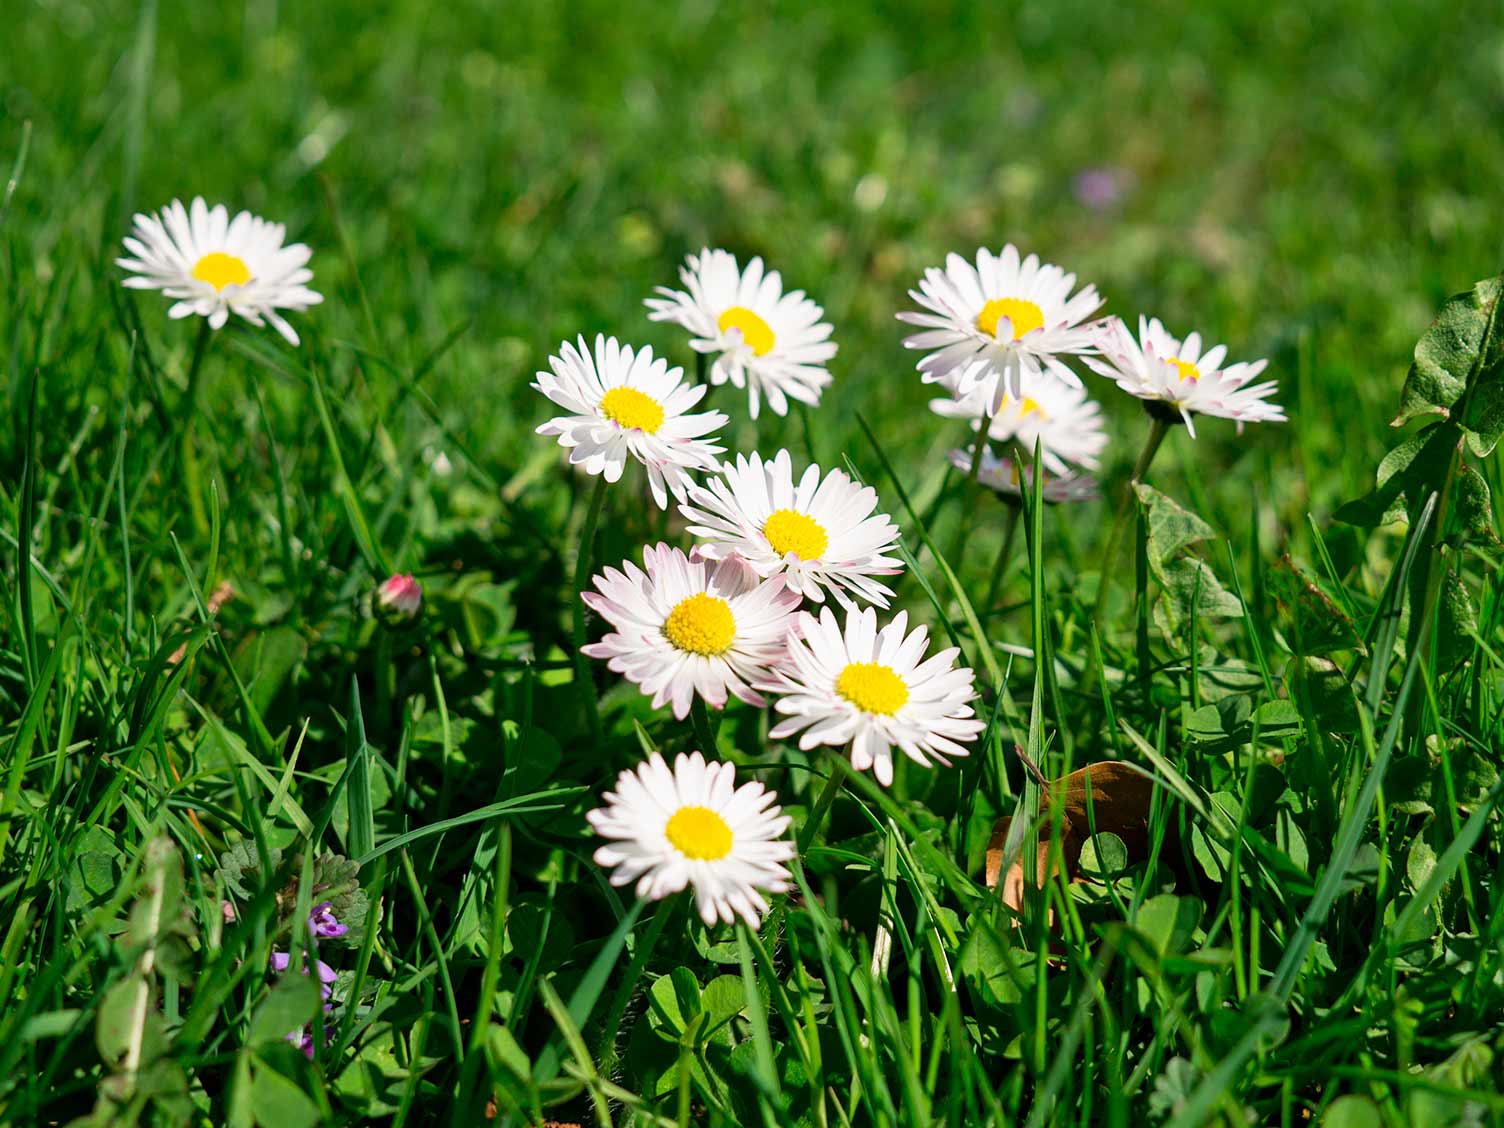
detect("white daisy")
[116,197,323,346]
[761,606,984,787]
[897,244,1103,398]
[645,248,837,419]
[681,449,904,610]
[534,335,728,509]
[588,751,795,927]
[948,448,1100,504]
[1083,316,1285,436]
[933,363,1109,474]
[581,544,800,720]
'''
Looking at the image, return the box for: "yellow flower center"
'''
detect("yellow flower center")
[1000,394,1048,420]
[1166,357,1200,382]
[662,593,736,656]
[976,297,1045,341]
[191,252,252,292]
[763,508,829,560]
[835,662,910,716]
[599,386,665,433]
[717,306,776,356]
[665,805,734,861]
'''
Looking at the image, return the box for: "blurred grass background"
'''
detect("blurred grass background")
[10,0,1504,537]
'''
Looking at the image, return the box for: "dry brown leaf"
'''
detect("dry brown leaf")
[985,760,1161,912]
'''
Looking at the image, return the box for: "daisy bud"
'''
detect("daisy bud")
[377,573,422,618]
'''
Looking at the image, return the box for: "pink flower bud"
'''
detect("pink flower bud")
[377,573,422,618]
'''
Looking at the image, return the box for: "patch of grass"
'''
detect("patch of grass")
[3,2,1504,1125]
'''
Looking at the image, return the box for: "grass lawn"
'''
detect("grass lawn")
[3,0,1504,1124]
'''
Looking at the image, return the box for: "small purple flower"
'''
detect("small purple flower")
[286,1026,317,1059]
[269,950,339,1000]
[309,902,348,939]
[1072,166,1133,212]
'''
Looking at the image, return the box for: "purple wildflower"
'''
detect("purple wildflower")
[269,950,339,1000]
[1072,166,1133,212]
[309,901,348,939]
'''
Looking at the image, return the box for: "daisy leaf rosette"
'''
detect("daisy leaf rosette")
[581,544,800,720]
[1083,316,1285,436]
[117,196,323,345]
[533,334,728,508]
[680,448,904,610]
[948,448,1100,504]
[587,751,795,927]
[646,248,837,419]
[761,606,984,786]
[897,243,1104,399]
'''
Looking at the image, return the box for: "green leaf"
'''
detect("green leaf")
[66,827,125,915]
[1131,894,1200,958]
[249,1060,320,1128]
[248,973,322,1047]
[1437,572,1478,667]
[1078,831,1129,880]
[647,966,700,1040]
[1393,275,1504,429]
[1134,484,1242,633]
[1321,1095,1383,1128]
[1334,424,1454,529]
[1284,657,1360,732]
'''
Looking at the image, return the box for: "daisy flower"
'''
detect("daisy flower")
[933,363,1109,474]
[1083,316,1285,436]
[897,244,1103,398]
[116,197,322,346]
[681,449,904,609]
[534,335,728,509]
[588,751,795,927]
[581,544,800,720]
[645,248,837,419]
[948,448,1100,504]
[376,573,422,618]
[761,606,984,787]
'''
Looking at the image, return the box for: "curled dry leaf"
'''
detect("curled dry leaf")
[985,760,1161,912]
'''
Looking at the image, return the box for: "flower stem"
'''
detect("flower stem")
[948,414,993,569]
[182,318,213,420]
[571,477,608,747]
[689,696,719,755]
[796,759,848,854]
[1092,415,1171,624]
[984,501,1024,615]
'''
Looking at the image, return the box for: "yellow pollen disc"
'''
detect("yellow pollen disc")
[763,508,829,560]
[662,593,736,656]
[717,306,776,356]
[191,252,252,291]
[665,805,734,861]
[599,386,665,433]
[836,662,910,716]
[976,297,1045,341]
[1167,357,1200,382]
[1018,396,1046,419]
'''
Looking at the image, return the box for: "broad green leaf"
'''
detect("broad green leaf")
[248,973,322,1047]
[1393,275,1503,429]
[1321,1095,1382,1127]
[1134,484,1242,632]
[1132,894,1200,958]
[249,1060,320,1128]
[1077,831,1129,880]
